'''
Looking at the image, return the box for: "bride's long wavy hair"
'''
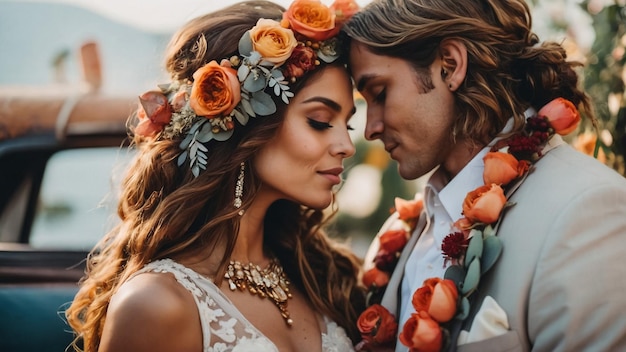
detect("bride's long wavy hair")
[65,2,365,350]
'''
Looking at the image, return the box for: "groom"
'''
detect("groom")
[344,0,626,351]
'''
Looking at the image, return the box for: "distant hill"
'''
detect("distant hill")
[0,1,171,94]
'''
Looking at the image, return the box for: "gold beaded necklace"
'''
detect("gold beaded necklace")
[224,258,293,326]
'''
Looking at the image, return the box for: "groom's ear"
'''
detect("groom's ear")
[439,38,467,92]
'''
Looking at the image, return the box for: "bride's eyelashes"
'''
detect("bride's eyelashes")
[307,118,333,130]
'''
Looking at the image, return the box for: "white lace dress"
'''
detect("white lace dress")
[135,259,355,352]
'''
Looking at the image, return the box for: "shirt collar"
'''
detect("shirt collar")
[424,107,537,221]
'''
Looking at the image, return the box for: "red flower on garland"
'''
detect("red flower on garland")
[441,232,469,265]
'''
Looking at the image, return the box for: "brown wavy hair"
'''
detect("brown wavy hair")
[65,1,365,350]
[342,0,596,145]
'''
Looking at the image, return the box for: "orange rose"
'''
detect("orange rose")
[190,60,240,118]
[411,278,458,323]
[379,229,409,254]
[483,151,529,186]
[395,197,424,221]
[249,19,298,65]
[362,267,390,289]
[399,311,443,352]
[538,97,581,135]
[135,91,172,137]
[462,184,506,224]
[330,0,359,24]
[357,304,398,344]
[283,0,339,41]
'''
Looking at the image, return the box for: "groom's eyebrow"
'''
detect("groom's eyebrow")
[356,74,376,92]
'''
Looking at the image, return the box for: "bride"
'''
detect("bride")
[65,1,365,351]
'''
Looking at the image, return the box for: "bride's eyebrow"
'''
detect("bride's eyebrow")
[301,96,342,112]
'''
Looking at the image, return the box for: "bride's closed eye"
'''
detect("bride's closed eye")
[307,118,333,130]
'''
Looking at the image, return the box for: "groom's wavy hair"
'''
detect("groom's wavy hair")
[343,0,596,145]
[65,2,365,350]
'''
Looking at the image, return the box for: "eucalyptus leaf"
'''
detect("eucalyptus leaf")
[189,120,203,134]
[464,229,484,268]
[483,224,496,237]
[274,82,281,96]
[177,151,188,166]
[196,122,215,143]
[444,265,466,290]
[191,164,200,177]
[198,161,207,170]
[271,69,284,80]
[179,133,194,150]
[238,64,251,82]
[251,91,276,116]
[456,296,471,320]
[238,31,253,56]
[461,258,481,295]
[213,128,234,141]
[190,141,198,158]
[281,91,290,104]
[480,235,503,274]
[268,77,277,88]
[196,141,209,152]
[243,71,266,92]
[233,108,249,126]
[241,98,255,117]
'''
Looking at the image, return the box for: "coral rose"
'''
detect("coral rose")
[362,267,390,289]
[483,151,529,186]
[283,45,317,80]
[330,0,359,24]
[463,184,506,224]
[411,278,459,323]
[399,311,443,352]
[135,90,172,137]
[190,60,240,118]
[283,0,339,41]
[357,304,398,344]
[249,19,298,65]
[538,97,581,135]
[395,196,424,221]
[379,229,409,254]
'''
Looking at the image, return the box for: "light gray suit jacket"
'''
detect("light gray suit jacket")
[371,140,626,352]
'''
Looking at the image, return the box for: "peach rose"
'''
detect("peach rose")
[483,151,529,186]
[170,90,188,112]
[190,60,240,118]
[357,304,398,344]
[362,267,390,289]
[399,311,443,352]
[453,217,473,232]
[538,97,581,135]
[379,229,409,254]
[411,278,459,323]
[135,91,172,137]
[282,0,339,41]
[249,19,298,65]
[395,197,424,221]
[331,0,359,24]
[462,184,506,224]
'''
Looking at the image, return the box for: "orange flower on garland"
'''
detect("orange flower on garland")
[356,98,582,352]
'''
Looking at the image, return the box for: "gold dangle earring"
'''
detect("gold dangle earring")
[234,162,245,215]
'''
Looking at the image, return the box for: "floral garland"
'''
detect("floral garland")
[134,0,359,177]
[356,98,582,351]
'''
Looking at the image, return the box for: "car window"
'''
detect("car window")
[30,147,134,250]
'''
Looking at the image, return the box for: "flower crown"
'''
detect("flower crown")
[135,0,359,177]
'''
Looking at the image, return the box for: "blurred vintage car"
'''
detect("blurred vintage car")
[0,84,136,351]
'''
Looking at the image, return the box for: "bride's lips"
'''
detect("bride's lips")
[317,167,343,185]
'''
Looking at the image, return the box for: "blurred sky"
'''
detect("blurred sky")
[17,0,373,33]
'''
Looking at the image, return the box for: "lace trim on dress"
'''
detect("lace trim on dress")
[135,258,354,352]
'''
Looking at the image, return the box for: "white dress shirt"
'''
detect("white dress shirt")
[395,148,488,352]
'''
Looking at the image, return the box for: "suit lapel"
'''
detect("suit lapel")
[381,211,430,316]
